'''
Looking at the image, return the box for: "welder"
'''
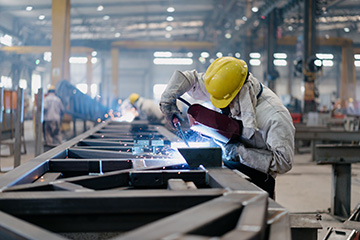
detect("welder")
[159,57,295,198]
[129,93,167,125]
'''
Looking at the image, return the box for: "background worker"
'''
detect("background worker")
[160,57,295,198]
[43,85,65,147]
[129,93,167,125]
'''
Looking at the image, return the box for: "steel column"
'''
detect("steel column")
[14,88,24,168]
[86,52,93,95]
[340,42,356,108]
[0,87,3,160]
[266,11,276,91]
[51,0,71,85]
[331,164,351,218]
[303,0,317,113]
[35,89,44,157]
[111,47,119,101]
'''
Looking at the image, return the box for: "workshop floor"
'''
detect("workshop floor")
[1,120,359,239]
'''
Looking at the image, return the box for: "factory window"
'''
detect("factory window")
[0,76,12,89]
[153,84,167,101]
[19,79,27,89]
[76,83,88,94]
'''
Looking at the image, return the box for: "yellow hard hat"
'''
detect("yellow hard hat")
[204,57,248,108]
[48,85,56,92]
[129,93,140,105]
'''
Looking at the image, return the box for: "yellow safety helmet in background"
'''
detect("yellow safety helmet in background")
[204,57,248,108]
[48,85,56,92]
[129,93,140,105]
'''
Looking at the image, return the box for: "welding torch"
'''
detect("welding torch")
[172,116,190,147]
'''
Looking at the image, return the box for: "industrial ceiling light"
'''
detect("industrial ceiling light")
[242,16,247,21]
[97,5,104,11]
[154,51,172,57]
[288,26,293,31]
[103,15,110,20]
[251,7,258,13]
[201,52,210,58]
[26,6,33,11]
[249,52,261,58]
[344,27,350,32]
[165,33,171,38]
[274,53,287,59]
[249,59,261,66]
[115,32,121,38]
[167,7,175,13]
[38,15,45,20]
[225,33,232,39]
[235,52,241,58]
[216,52,223,58]
[91,51,97,57]
[187,52,193,57]
[153,58,193,65]
[165,26,173,31]
[166,16,174,22]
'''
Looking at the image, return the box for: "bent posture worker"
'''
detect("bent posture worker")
[159,57,295,198]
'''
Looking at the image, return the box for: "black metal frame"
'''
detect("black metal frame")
[0,120,291,240]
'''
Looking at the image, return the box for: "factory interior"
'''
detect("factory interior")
[0,0,360,239]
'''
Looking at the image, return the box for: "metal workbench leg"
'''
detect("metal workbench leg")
[332,163,351,218]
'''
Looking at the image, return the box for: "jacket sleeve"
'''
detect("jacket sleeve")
[234,111,294,178]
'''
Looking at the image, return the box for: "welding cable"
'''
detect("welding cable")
[177,97,191,107]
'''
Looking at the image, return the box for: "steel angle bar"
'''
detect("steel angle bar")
[129,170,207,188]
[207,168,264,193]
[91,133,165,140]
[51,181,94,192]
[71,146,133,152]
[48,159,133,173]
[222,193,268,240]
[88,135,134,142]
[116,192,260,239]
[33,172,62,183]
[0,121,109,188]
[97,129,158,134]
[0,160,50,189]
[316,144,360,164]
[0,189,225,216]
[0,211,66,240]
[67,148,134,159]
[295,130,360,142]
[77,139,135,146]
[267,208,291,240]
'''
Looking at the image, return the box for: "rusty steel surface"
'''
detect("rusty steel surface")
[0,120,291,240]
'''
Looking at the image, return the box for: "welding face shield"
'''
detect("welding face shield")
[187,104,243,144]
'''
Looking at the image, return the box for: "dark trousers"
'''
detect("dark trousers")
[223,160,275,199]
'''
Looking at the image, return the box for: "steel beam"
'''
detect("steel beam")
[315,144,360,218]
[35,88,44,156]
[0,120,292,239]
[51,0,71,85]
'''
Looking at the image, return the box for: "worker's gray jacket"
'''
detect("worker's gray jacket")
[44,93,65,122]
[134,97,166,124]
[162,70,295,178]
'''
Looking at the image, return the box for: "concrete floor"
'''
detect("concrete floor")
[1,120,359,239]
